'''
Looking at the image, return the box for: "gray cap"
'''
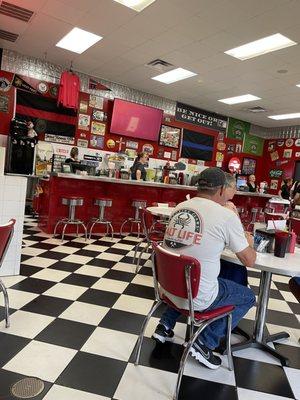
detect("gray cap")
[197,167,226,188]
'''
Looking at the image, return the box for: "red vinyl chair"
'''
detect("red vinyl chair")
[133,209,164,273]
[264,212,284,224]
[134,243,234,400]
[290,218,300,243]
[0,219,16,328]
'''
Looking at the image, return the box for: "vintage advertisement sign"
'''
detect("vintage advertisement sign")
[175,102,227,132]
[227,117,250,142]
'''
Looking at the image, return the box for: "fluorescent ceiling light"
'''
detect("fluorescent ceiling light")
[218,94,261,105]
[56,27,102,54]
[151,68,197,84]
[268,113,300,120]
[225,33,297,60]
[113,0,156,12]
[296,83,300,87]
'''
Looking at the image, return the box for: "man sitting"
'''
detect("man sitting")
[152,167,256,369]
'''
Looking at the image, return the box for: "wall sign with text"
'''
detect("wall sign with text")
[175,102,227,132]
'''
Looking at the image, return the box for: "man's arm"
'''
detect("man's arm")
[236,246,256,268]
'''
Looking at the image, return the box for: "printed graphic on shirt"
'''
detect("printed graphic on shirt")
[164,208,203,249]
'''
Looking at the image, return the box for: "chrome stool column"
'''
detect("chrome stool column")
[120,200,147,238]
[246,207,263,231]
[53,197,87,241]
[88,198,114,239]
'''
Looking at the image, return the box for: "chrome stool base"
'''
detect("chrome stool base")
[120,200,146,238]
[53,197,87,241]
[88,199,114,239]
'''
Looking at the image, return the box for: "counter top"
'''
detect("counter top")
[52,173,196,191]
[44,173,275,197]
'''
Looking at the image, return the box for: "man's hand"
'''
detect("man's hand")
[244,231,254,248]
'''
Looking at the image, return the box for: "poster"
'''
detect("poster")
[242,158,256,175]
[283,149,292,158]
[125,149,137,159]
[79,100,88,113]
[142,143,154,155]
[78,114,90,131]
[270,180,279,190]
[89,95,103,109]
[90,135,104,149]
[285,138,294,147]
[268,141,276,152]
[126,140,138,149]
[77,139,88,148]
[175,102,227,132]
[0,94,9,112]
[44,134,74,145]
[243,134,264,156]
[92,110,105,121]
[227,117,250,141]
[159,125,181,148]
[171,150,177,161]
[217,141,226,151]
[269,169,283,178]
[215,152,224,162]
[227,144,235,154]
[91,121,106,135]
[270,151,279,161]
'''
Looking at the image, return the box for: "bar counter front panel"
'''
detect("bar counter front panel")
[38,174,273,234]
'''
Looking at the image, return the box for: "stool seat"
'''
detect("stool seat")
[62,197,84,207]
[95,198,112,207]
[132,200,147,208]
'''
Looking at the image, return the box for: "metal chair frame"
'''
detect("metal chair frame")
[0,219,15,328]
[53,198,87,241]
[133,245,234,400]
[120,201,146,238]
[88,199,114,240]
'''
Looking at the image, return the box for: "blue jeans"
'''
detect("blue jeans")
[160,278,255,350]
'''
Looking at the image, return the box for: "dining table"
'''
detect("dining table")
[222,247,300,366]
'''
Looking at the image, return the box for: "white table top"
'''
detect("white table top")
[268,198,290,205]
[147,206,175,217]
[222,248,300,277]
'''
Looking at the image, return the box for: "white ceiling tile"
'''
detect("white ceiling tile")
[41,0,85,25]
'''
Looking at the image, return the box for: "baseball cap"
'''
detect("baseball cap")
[197,167,226,188]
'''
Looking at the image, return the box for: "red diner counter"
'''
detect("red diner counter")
[38,173,274,234]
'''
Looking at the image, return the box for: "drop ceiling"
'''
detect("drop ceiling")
[2,0,300,127]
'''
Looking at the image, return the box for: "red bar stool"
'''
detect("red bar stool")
[133,243,234,400]
[120,199,147,238]
[88,198,114,239]
[0,219,16,328]
[53,197,87,241]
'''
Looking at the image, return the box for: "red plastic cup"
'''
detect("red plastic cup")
[274,231,289,258]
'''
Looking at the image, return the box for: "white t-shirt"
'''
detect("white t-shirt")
[162,197,249,311]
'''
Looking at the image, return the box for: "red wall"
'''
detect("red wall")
[261,139,299,194]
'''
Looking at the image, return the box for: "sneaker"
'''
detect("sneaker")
[152,324,174,344]
[190,342,222,369]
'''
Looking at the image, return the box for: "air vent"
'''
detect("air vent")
[0,1,34,22]
[246,106,267,113]
[0,29,18,42]
[145,59,174,72]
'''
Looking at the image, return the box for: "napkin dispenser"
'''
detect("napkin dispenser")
[254,229,275,253]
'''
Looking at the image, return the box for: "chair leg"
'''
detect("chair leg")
[226,313,234,371]
[61,223,68,242]
[120,219,129,236]
[89,220,98,240]
[135,242,149,273]
[53,220,63,238]
[76,223,79,237]
[80,222,87,241]
[137,221,141,238]
[108,222,114,239]
[133,240,143,263]
[0,279,10,328]
[134,300,162,365]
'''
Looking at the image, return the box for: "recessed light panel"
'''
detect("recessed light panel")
[225,33,297,60]
[151,68,197,84]
[56,27,102,54]
[268,113,300,120]
[113,0,156,12]
[218,94,261,105]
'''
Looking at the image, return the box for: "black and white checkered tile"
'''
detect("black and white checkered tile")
[0,216,298,399]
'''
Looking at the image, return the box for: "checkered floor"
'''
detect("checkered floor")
[0,216,299,399]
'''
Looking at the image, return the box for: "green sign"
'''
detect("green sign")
[227,117,250,141]
[269,169,283,178]
[243,133,264,156]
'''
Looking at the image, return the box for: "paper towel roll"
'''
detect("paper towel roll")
[0,147,5,176]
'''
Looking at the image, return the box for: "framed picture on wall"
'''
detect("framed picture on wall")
[242,157,256,175]
[159,125,181,148]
